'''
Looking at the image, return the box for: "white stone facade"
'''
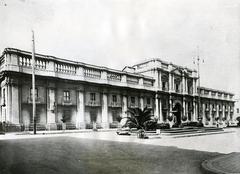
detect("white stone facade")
[0,48,235,130]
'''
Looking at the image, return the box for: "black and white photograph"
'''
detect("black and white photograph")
[0,0,240,173]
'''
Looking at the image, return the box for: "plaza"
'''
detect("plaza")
[0,128,240,174]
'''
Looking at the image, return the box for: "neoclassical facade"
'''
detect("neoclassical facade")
[0,48,235,130]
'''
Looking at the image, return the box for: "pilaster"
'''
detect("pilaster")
[122,95,127,118]
[101,92,109,129]
[76,90,85,129]
[47,88,57,130]
[159,97,163,123]
[154,94,159,120]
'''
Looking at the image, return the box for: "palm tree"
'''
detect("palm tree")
[123,107,156,138]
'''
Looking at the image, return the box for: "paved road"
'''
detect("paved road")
[0,128,239,174]
[69,128,240,154]
[0,132,224,174]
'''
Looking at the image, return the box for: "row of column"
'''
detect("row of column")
[201,103,232,124]
[154,95,198,123]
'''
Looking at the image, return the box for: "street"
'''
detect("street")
[1,129,239,174]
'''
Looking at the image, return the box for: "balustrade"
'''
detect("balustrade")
[143,79,153,87]
[84,68,101,79]
[19,56,47,70]
[56,63,76,74]
[107,72,121,81]
[127,76,139,84]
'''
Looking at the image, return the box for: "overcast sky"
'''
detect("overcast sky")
[0,0,239,96]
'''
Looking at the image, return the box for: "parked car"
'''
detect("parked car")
[116,127,131,135]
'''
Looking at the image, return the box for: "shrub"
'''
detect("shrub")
[236,117,240,126]
[156,123,170,129]
[196,122,204,127]
[187,121,198,127]
[172,123,179,128]
[206,117,211,121]
[182,116,187,122]
[168,116,173,122]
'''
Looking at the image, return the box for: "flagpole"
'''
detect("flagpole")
[32,30,36,134]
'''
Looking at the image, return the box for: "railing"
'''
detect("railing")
[84,68,101,79]
[108,102,122,107]
[107,72,121,81]
[19,57,46,70]
[35,59,47,69]
[3,48,157,91]
[85,100,101,106]
[56,63,76,74]
[143,79,153,87]
[128,103,139,108]
[61,99,73,106]
[127,76,139,85]
[27,97,43,104]
[19,56,31,67]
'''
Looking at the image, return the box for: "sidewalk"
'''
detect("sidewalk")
[0,128,117,136]
[23,128,117,135]
[201,152,240,174]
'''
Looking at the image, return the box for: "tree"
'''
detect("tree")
[124,107,156,138]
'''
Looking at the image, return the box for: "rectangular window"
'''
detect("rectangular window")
[3,88,6,105]
[63,110,71,122]
[147,98,151,105]
[237,108,239,114]
[63,91,70,101]
[131,97,135,104]
[175,84,179,92]
[112,95,117,103]
[30,88,38,99]
[90,93,96,101]
[162,82,166,90]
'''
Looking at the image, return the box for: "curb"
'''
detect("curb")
[201,152,240,174]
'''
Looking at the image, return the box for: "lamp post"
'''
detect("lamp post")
[193,46,204,121]
[32,30,36,134]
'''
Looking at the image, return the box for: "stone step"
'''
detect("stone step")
[160,127,223,136]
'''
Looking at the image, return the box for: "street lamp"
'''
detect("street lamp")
[193,46,204,121]
[32,31,36,134]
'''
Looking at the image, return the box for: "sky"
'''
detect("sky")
[0,0,239,97]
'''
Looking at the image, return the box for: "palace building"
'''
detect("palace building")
[0,48,235,131]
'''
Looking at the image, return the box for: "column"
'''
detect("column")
[193,99,196,121]
[185,78,188,94]
[6,83,11,122]
[172,74,175,92]
[169,96,173,120]
[182,76,185,94]
[159,98,163,123]
[11,84,20,124]
[216,104,219,119]
[159,70,162,90]
[140,96,144,110]
[101,92,109,129]
[228,105,231,121]
[209,104,213,125]
[222,105,225,121]
[154,69,159,88]
[47,88,57,130]
[122,95,127,118]
[154,94,159,120]
[183,97,186,118]
[202,103,205,123]
[76,90,85,129]
[169,73,172,92]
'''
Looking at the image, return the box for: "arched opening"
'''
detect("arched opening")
[172,102,182,126]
